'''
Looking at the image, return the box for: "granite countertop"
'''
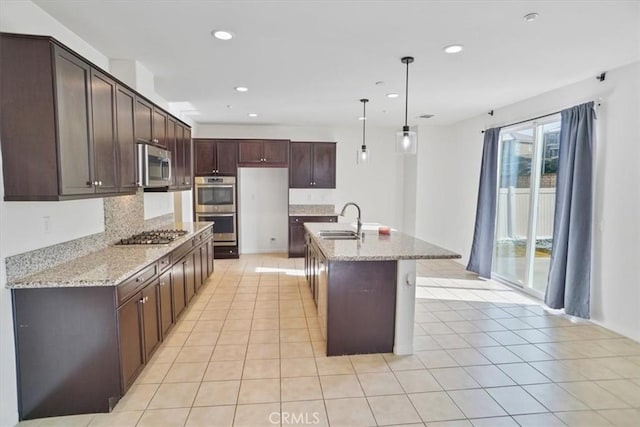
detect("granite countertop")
[289,204,337,217]
[305,222,461,262]
[7,222,213,289]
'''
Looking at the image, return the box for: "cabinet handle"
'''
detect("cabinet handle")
[139,298,144,304]
[153,138,159,143]
[98,181,102,186]
[160,281,166,287]
[86,181,93,187]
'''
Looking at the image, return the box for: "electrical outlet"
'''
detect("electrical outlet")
[43,216,51,234]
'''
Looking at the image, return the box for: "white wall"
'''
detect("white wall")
[416,61,640,341]
[194,124,405,230]
[238,168,289,253]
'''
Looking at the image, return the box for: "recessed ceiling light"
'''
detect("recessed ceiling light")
[386,93,399,98]
[443,44,464,54]
[248,113,258,118]
[234,86,248,92]
[212,30,234,40]
[523,12,539,22]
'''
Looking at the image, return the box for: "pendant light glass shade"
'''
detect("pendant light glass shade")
[396,56,417,155]
[396,125,417,154]
[357,98,370,164]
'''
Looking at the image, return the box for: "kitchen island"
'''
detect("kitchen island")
[304,222,460,356]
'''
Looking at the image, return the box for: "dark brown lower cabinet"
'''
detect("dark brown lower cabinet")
[141,283,161,361]
[118,292,145,392]
[184,253,196,303]
[289,216,337,257]
[158,270,173,338]
[12,228,215,421]
[172,261,186,320]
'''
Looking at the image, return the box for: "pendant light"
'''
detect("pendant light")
[395,56,417,154]
[357,98,370,164]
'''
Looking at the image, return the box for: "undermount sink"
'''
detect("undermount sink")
[319,230,360,240]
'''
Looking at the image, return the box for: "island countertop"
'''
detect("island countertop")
[304,222,461,262]
[7,222,213,289]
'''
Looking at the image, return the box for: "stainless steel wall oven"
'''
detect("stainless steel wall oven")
[194,176,237,247]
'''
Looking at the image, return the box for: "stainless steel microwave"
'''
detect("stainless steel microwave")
[137,143,171,187]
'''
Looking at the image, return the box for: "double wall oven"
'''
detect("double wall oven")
[195,176,237,247]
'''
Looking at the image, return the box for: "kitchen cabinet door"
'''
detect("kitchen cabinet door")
[174,125,186,187]
[54,46,94,196]
[312,143,336,188]
[238,140,263,165]
[167,119,177,187]
[194,140,216,175]
[158,270,173,338]
[207,239,215,276]
[141,283,161,361]
[289,142,313,188]
[117,293,144,391]
[184,127,193,187]
[115,85,137,191]
[171,261,186,320]
[193,247,203,293]
[135,97,153,144]
[90,68,118,194]
[184,253,196,303]
[216,141,238,175]
[263,140,289,166]
[289,141,336,188]
[152,108,167,148]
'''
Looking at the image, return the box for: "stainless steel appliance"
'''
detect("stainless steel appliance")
[195,176,237,247]
[194,176,236,213]
[114,229,187,246]
[195,213,236,246]
[137,143,171,187]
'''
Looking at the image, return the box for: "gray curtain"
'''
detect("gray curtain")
[467,127,501,278]
[545,101,594,318]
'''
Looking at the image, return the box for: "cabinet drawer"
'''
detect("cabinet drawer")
[200,227,213,239]
[117,263,158,305]
[172,239,193,261]
[158,254,172,272]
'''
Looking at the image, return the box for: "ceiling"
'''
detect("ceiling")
[32,0,640,127]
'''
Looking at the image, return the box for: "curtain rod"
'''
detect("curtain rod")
[480,110,561,134]
[480,101,601,133]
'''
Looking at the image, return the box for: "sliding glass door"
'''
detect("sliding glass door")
[493,117,560,294]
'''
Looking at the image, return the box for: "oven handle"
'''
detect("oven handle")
[197,213,235,218]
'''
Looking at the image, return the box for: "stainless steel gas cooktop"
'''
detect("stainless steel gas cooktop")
[115,229,187,246]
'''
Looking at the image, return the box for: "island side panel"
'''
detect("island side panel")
[326,260,397,356]
[13,287,121,420]
[394,259,417,355]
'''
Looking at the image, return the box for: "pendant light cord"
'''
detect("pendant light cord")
[404,60,409,127]
[362,100,367,146]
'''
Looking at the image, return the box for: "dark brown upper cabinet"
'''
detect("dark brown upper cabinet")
[90,68,118,194]
[135,97,153,144]
[135,98,167,149]
[115,85,138,191]
[0,32,191,200]
[193,139,238,176]
[152,108,168,148]
[289,141,336,188]
[237,139,289,167]
[170,123,192,189]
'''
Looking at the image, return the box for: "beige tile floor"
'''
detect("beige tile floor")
[17,255,640,427]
